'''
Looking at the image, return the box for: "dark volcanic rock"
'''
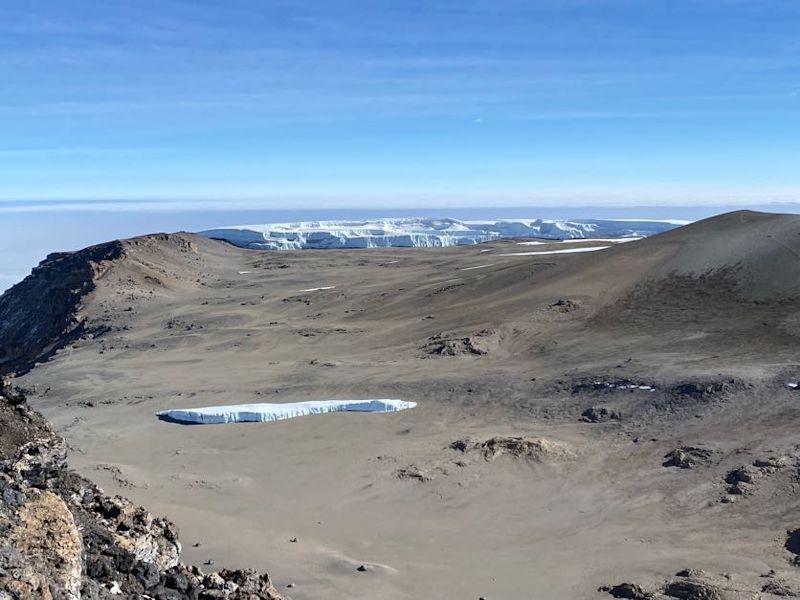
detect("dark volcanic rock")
[663,580,723,600]
[395,465,432,482]
[725,465,756,486]
[663,447,714,469]
[550,298,580,313]
[601,582,651,598]
[786,529,800,564]
[725,464,761,495]
[669,381,736,402]
[449,438,471,452]
[0,241,125,376]
[423,334,487,356]
[582,406,622,423]
[0,381,288,600]
[763,580,800,596]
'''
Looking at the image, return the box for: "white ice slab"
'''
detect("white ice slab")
[157,399,417,424]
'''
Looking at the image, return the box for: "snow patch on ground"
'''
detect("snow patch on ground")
[497,246,611,256]
[516,237,642,246]
[158,399,417,424]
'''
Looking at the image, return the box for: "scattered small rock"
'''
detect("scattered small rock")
[786,528,800,564]
[663,447,714,469]
[722,456,790,498]
[549,298,580,312]
[449,439,471,452]
[581,407,621,423]
[423,334,488,357]
[600,582,650,599]
[663,580,723,600]
[395,466,432,482]
[107,581,123,595]
[203,572,225,590]
[676,569,705,578]
[763,580,800,596]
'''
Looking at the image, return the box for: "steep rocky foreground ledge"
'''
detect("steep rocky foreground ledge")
[0,377,287,600]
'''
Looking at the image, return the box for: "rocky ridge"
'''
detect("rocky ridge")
[0,376,287,600]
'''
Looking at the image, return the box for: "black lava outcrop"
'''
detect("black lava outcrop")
[582,407,622,423]
[0,378,287,599]
[724,457,786,496]
[0,241,124,375]
[422,334,487,357]
[662,447,714,469]
[662,580,722,599]
[599,582,651,598]
[786,528,800,565]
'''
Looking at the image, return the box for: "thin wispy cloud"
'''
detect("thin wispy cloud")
[0,0,798,203]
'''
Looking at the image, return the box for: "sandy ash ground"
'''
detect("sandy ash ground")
[8,210,800,599]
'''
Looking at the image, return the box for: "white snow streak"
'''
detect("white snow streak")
[497,246,611,256]
[516,237,642,246]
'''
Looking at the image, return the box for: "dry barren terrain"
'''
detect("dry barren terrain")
[6,211,800,599]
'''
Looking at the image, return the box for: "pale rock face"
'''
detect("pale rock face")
[112,509,181,571]
[1,383,287,600]
[8,490,83,600]
[200,217,684,250]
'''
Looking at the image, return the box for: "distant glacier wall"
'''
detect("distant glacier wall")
[199,217,686,250]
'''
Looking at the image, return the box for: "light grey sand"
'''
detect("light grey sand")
[15,211,800,599]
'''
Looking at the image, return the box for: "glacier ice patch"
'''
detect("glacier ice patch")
[157,399,417,424]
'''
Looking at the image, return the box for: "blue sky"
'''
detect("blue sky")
[1,0,799,207]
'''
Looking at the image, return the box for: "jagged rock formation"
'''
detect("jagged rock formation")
[0,377,287,600]
[421,329,498,357]
[0,242,124,376]
[662,447,715,469]
[0,233,230,378]
[602,566,800,599]
[581,406,622,423]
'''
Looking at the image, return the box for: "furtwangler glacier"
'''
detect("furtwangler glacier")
[199,217,686,250]
[157,399,417,424]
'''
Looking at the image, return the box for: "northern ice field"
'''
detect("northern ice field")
[200,217,684,250]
